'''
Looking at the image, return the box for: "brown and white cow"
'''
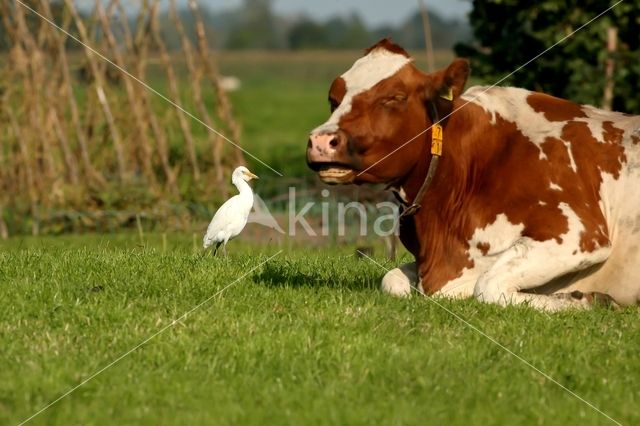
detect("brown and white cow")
[306,39,640,311]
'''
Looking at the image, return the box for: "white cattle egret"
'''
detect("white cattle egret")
[203,166,258,255]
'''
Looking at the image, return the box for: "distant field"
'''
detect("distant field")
[1,234,638,425]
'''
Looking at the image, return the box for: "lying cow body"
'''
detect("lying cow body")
[306,39,640,311]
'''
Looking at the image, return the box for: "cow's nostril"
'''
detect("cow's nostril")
[329,137,339,148]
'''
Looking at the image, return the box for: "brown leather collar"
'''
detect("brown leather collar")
[399,100,443,219]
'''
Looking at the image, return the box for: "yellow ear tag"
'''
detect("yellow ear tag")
[431,123,443,156]
[440,87,454,101]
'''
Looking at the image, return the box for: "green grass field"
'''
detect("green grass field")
[2,47,638,425]
[1,234,638,425]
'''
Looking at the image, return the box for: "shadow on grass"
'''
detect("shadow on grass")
[252,261,379,292]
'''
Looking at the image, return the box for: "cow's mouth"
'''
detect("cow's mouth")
[309,163,355,184]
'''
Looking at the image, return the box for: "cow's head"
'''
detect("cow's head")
[306,39,469,185]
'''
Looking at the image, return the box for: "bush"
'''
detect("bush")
[455,0,640,113]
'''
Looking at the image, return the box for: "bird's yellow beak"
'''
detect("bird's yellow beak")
[244,171,259,180]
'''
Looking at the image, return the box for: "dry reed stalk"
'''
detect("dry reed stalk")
[36,1,80,187]
[0,93,8,240]
[180,0,227,185]
[136,213,144,244]
[169,1,228,198]
[50,108,79,185]
[0,108,4,175]
[6,104,39,235]
[0,204,8,239]
[33,4,62,185]
[188,0,245,168]
[116,0,178,193]
[40,0,106,187]
[151,0,201,182]
[0,2,16,39]
[3,3,54,232]
[64,0,128,181]
[418,0,436,73]
[97,0,156,185]
[0,2,17,197]
[13,3,52,198]
[0,76,16,200]
[132,0,150,52]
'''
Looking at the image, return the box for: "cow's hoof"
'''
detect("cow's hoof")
[554,291,620,309]
[381,266,414,297]
[569,291,620,309]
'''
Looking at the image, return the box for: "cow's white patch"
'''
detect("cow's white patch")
[550,182,562,191]
[472,203,613,311]
[381,262,417,297]
[435,265,482,299]
[398,186,408,203]
[572,163,640,305]
[438,204,617,310]
[311,48,412,135]
[437,214,525,298]
[577,105,629,144]
[469,213,525,256]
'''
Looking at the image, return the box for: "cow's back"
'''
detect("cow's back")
[462,86,640,304]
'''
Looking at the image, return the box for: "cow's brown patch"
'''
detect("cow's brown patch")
[527,93,587,122]
[406,100,631,292]
[540,137,575,183]
[568,290,619,308]
[562,121,626,179]
[477,242,490,255]
[555,121,622,252]
[413,110,573,292]
[472,116,570,244]
[632,135,640,145]
[413,102,629,292]
[328,77,347,110]
[364,38,411,57]
[602,121,624,144]
[579,230,610,252]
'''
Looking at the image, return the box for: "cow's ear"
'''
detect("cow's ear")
[425,59,470,102]
[443,59,470,100]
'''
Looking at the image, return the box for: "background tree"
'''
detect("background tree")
[455,0,640,113]
[375,10,471,50]
[288,14,373,50]
[335,13,371,49]
[287,17,329,50]
[226,0,285,49]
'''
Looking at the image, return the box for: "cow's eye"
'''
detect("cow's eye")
[381,93,407,107]
[329,98,340,112]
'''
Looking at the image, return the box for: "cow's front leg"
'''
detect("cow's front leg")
[381,262,417,297]
[473,237,611,311]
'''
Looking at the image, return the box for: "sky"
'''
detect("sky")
[174,0,472,26]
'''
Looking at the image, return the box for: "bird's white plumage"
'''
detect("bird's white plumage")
[203,166,258,254]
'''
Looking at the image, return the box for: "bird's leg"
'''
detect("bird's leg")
[213,241,221,257]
